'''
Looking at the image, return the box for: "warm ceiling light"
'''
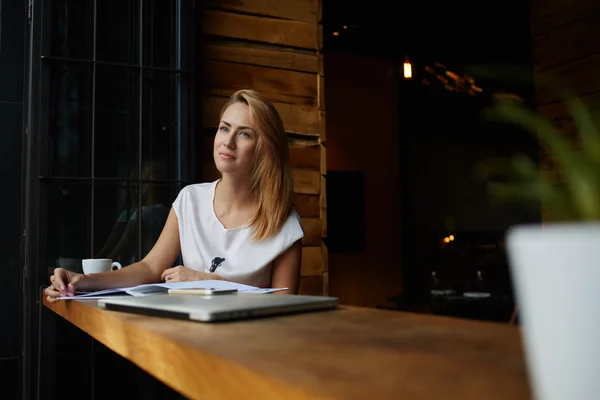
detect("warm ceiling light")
[343,25,347,29]
[403,60,412,79]
[333,31,340,36]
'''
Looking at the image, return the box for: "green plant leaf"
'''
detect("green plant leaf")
[475,69,600,222]
[565,96,600,165]
[485,100,588,181]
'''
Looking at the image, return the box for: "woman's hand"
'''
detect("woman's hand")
[160,265,224,282]
[45,268,90,303]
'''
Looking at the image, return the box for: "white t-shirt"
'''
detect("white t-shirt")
[172,180,304,287]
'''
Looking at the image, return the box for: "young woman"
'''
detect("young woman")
[45,89,304,302]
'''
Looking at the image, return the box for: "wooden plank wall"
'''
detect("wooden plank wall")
[531,0,600,220]
[198,0,328,295]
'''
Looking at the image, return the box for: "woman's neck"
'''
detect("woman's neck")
[215,174,256,213]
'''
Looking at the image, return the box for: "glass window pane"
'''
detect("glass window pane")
[44,0,94,59]
[142,70,178,180]
[96,0,140,64]
[45,181,91,275]
[94,65,140,179]
[93,181,139,265]
[140,183,176,258]
[178,0,193,71]
[178,73,191,181]
[142,0,177,69]
[43,61,93,177]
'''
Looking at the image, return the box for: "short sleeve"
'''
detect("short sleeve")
[172,185,190,220]
[282,210,305,250]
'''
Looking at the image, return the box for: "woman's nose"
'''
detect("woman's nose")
[223,133,235,149]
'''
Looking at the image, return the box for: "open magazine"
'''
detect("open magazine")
[58,280,287,299]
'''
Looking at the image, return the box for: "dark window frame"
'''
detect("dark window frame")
[21,1,197,397]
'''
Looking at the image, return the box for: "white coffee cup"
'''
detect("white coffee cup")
[82,259,122,274]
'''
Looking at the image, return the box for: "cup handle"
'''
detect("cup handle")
[111,261,122,271]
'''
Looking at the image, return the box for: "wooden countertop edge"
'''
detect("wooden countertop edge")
[43,298,325,400]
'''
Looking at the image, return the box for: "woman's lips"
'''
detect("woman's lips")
[219,153,235,160]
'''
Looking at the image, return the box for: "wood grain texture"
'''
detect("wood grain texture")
[322,270,329,295]
[320,205,327,238]
[293,168,320,194]
[292,194,320,217]
[318,74,325,110]
[320,143,326,174]
[531,0,600,224]
[537,93,600,145]
[300,217,321,246]
[203,61,318,105]
[298,275,324,295]
[203,41,319,73]
[203,10,319,50]
[202,0,320,23]
[203,96,320,137]
[301,246,324,276]
[534,54,600,105]
[290,143,321,170]
[321,243,328,272]
[531,0,600,36]
[319,109,326,142]
[533,13,600,72]
[44,298,531,399]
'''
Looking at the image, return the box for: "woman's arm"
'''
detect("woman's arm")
[82,208,182,291]
[270,239,302,294]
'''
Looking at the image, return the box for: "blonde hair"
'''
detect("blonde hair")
[219,89,293,241]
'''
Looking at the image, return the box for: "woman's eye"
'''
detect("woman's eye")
[219,126,228,132]
[239,131,249,137]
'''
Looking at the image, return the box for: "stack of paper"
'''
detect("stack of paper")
[58,280,286,299]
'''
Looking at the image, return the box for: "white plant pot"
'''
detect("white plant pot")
[506,223,600,400]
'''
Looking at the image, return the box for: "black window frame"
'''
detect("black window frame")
[21,1,198,397]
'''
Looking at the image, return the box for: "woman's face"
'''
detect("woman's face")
[214,102,258,176]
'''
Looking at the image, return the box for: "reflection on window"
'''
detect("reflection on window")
[38,0,192,277]
[142,0,177,68]
[96,0,140,64]
[94,65,140,178]
[141,183,175,258]
[93,182,139,265]
[46,62,93,177]
[46,182,90,273]
[47,0,94,59]
[142,70,178,180]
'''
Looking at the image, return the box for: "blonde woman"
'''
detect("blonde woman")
[46,89,304,301]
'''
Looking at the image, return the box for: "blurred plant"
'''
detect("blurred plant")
[475,78,600,222]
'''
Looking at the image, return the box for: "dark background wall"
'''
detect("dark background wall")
[321,0,538,310]
[0,0,27,398]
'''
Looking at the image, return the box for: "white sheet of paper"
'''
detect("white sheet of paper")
[57,280,287,299]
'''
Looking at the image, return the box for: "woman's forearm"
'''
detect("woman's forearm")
[82,260,161,291]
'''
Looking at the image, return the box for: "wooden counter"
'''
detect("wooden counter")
[43,297,531,399]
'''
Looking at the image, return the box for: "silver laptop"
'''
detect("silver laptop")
[97,292,339,322]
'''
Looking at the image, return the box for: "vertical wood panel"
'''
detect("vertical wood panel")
[201,1,327,294]
[531,0,600,222]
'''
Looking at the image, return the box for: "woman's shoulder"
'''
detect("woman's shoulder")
[177,180,217,197]
[173,180,218,210]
